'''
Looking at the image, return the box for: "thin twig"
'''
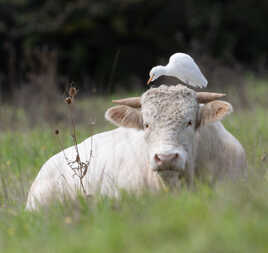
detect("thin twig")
[56,85,93,195]
[0,174,9,204]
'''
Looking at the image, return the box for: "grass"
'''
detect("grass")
[0,81,268,252]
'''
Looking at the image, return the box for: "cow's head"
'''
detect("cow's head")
[105,84,232,184]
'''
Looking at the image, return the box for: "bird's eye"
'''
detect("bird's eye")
[187,120,192,127]
[144,123,149,129]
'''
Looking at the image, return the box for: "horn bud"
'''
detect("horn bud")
[112,92,225,107]
[112,97,141,108]
[197,92,226,103]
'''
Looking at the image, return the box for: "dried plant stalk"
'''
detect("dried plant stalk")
[55,85,93,195]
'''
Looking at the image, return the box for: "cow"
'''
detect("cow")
[26,84,247,210]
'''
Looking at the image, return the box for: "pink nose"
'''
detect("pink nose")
[154,153,179,165]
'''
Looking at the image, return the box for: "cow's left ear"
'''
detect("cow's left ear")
[197,100,233,127]
[105,105,143,129]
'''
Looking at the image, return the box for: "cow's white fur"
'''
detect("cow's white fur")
[26,85,246,210]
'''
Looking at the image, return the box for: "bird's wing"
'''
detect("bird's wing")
[169,53,208,88]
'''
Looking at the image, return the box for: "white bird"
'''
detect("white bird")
[147,53,208,88]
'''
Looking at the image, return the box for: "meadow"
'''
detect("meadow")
[0,79,268,253]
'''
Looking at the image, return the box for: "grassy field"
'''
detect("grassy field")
[0,80,268,252]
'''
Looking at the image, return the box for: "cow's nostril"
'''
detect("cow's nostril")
[154,153,178,163]
[154,154,161,162]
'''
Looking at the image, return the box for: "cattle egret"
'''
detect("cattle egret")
[147,53,208,88]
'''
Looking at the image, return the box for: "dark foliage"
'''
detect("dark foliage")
[0,0,267,96]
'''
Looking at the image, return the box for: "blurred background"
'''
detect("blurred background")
[0,0,267,128]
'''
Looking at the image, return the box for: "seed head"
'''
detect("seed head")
[65,96,72,104]
[261,153,267,162]
[69,87,78,98]
[54,129,60,135]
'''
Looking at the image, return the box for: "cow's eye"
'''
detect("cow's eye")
[187,120,192,127]
[144,123,149,129]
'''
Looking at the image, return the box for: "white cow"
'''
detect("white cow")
[26,84,247,210]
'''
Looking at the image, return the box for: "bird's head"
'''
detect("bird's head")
[147,66,166,85]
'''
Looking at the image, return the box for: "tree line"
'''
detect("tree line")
[0,0,267,96]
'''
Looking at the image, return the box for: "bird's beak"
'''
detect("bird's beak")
[147,76,153,85]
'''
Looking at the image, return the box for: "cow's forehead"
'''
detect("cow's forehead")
[141,84,198,112]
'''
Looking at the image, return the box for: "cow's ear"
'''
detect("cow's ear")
[197,100,233,127]
[105,105,143,129]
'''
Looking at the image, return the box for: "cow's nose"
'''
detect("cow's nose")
[154,153,179,164]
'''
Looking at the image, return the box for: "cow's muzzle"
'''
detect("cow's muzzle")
[153,152,185,172]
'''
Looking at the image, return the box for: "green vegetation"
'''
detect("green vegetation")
[0,83,268,253]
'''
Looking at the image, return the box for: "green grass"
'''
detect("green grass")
[0,84,268,253]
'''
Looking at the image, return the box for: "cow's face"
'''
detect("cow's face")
[105,84,232,183]
[140,86,198,175]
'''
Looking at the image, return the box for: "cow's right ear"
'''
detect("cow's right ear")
[105,105,143,129]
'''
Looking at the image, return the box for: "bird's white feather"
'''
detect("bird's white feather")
[168,53,207,88]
